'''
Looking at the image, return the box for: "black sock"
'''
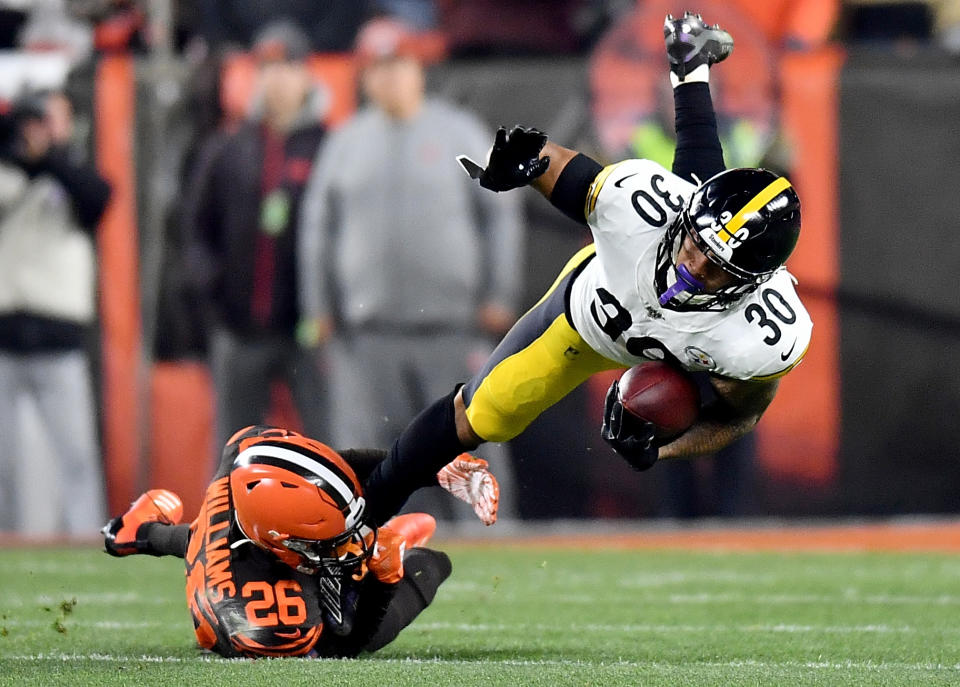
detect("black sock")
[362,388,464,526]
[363,548,453,653]
[673,81,724,183]
[137,522,190,557]
[339,447,389,483]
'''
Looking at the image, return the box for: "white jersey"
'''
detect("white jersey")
[569,159,812,381]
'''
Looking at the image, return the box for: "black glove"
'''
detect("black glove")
[478,125,550,192]
[600,379,660,471]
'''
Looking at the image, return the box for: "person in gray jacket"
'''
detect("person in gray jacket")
[298,17,523,521]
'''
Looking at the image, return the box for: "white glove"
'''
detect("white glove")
[436,453,500,526]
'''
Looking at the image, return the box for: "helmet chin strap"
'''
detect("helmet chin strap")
[659,263,705,305]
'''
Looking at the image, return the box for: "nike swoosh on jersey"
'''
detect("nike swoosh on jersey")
[614,173,639,187]
[780,340,797,361]
[275,629,302,639]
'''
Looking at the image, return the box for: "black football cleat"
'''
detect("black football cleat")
[664,12,734,81]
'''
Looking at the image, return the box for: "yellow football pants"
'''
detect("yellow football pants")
[462,245,625,442]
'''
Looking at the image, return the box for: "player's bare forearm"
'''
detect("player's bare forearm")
[531,142,579,199]
[656,414,755,459]
[657,376,779,460]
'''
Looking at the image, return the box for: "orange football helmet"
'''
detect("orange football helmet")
[229,429,372,574]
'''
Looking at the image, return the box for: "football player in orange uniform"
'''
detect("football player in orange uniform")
[102,425,497,658]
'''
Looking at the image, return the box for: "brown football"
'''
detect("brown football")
[617,361,700,438]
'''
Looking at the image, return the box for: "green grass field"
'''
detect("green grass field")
[0,543,958,686]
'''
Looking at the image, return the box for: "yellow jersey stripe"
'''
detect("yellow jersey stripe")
[530,244,596,311]
[751,342,809,381]
[725,177,792,235]
[584,163,622,217]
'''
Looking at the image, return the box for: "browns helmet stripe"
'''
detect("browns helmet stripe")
[238,455,354,513]
[234,444,357,511]
[251,439,359,492]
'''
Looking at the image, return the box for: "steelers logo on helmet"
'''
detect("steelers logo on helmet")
[229,429,372,575]
[655,168,801,312]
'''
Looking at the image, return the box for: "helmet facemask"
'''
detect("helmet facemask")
[279,517,375,576]
[654,212,769,312]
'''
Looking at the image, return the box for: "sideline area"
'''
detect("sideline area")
[436,517,960,553]
[4,517,960,553]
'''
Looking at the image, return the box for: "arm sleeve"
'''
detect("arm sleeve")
[298,135,339,322]
[672,82,725,183]
[339,448,389,483]
[549,153,604,225]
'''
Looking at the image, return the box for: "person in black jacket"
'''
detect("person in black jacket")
[0,88,111,534]
[182,20,330,456]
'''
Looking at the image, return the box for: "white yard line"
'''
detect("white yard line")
[0,620,927,634]
[0,562,104,575]
[4,653,960,672]
[438,588,960,606]
[6,589,960,608]
[663,592,960,605]
[2,592,178,607]
[413,621,927,634]
[1,620,172,629]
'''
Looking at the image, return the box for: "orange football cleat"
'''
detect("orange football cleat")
[384,512,437,549]
[102,489,183,557]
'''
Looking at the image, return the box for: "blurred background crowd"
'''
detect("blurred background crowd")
[1,0,959,536]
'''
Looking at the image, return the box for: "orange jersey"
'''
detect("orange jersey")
[184,474,324,657]
[181,425,407,658]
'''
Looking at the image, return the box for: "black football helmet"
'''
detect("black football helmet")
[655,168,801,311]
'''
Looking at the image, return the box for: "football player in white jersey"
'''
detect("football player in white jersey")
[359,13,813,527]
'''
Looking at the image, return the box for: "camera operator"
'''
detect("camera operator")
[0,89,111,534]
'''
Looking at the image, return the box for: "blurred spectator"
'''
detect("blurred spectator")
[91,0,148,53]
[65,0,149,55]
[840,0,959,50]
[0,89,111,534]
[193,1,371,53]
[0,3,27,49]
[181,21,330,456]
[437,0,592,56]
[842,0,933,43]
[591,3,780,169]
[375,0,439,30]
[11,0,93,64]
[725,0,838,51]
[935,0,960,52]
[298,17,523,520]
